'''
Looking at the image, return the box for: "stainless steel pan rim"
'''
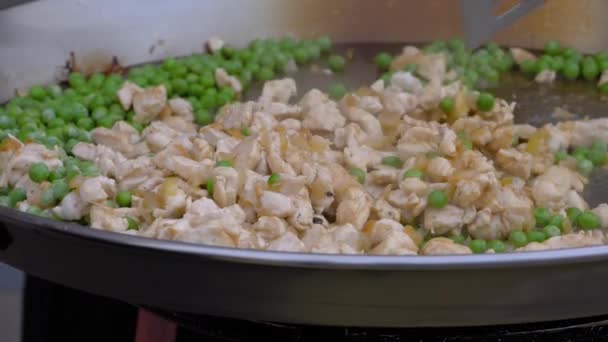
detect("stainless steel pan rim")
[3,206,608,271]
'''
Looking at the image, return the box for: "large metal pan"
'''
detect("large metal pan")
[2,0,608,328]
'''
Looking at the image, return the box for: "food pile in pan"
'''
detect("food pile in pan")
[2,37,608,255]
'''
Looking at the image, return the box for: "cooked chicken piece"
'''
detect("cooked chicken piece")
[372,198,401,222]
[258,191,295,217]
[531,166,585,210]
[250,111,279,133]
[421,237,472,255]
[287,188,314,231]
[79,176,117,203]
[535,70,556,84]
[92,122,149,158]
[260,130,296,175]
[513,124,537,140]
[266,231,306,252]
[544,124,570,152]
[117,81,143,110]
[368,218,403,245]
[344,107,383,137]
[331,223,363,253]
[90,204,134,232]
[426,157,454,181]
[592,204,608,229]
[52,192,88,221]
[510,47,537,65]
[302,100,345,133]
[567,118,608,147]
[215,68,242,93]
[252,216,288,241]
[336,187,371,230]
[495,148,533,179]
[599,70,608,87]
[397,126,439,159]
[212,166,240,207]
[368,166,399,186]
[391,71,423,94]
[381,89,418,115]
[518,231,605,251]
[423,205,465,235]
[215,101,254,130]
[566,190,588,211]
[142,121,182,152]
[260,78,297,103]
[133,85,167,124]
[467,208,495,239]
[163,155,213,187]
[174,223,236,247]
[206,36,224,53]
[168,98,194,121]
[453,179,482,208]
[191,137,215,161]
[358,95,383,113]
[231,136,262,170]
[0,143,63,187]
[368,230,417,255]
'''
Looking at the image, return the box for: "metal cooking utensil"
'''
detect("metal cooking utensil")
[462,0,545,49]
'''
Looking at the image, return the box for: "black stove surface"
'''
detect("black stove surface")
[163,310,608,342]
[22,276,608,342]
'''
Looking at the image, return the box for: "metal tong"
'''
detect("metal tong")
[463,0,545,49]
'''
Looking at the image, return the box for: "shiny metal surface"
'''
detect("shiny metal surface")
[462,0,545,49]
[2,0,608,327]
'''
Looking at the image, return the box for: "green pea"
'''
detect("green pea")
[27,206,43,216]
[49,179,69,204]
[172,78,188,95]
[468,239,487,254]
[241,127,250,136]
[375,53,393,71]
[126,217,139,231]
[487,240,506,253]
[526,230,547,243]
[439,96,454,114]
[116,191,132,208]
[576,158,593,176]
[566,207,582,223]
[316,36,332,53]
[587,147,606,166]
[327,54,346,72]
[534,207,552,227]
[29,86,47,101]
[79,162,99,177]
[544,40,561,56]
[0,116,16,129]
[29,162,50,183]
[8,188,26,208]
[403,168,423,179]
[215,160,233,168]
[562,60,580,80]
[548,215,564,230]
[381,156,401,168]
[509,230,527,247]
[349,168,366,184]
[582,57,600,81]
[476,92,495,112]
[554,149,568,162]
[600,82,608,95]
[293,47,311,65]
[543,225,561,238]
[200,93,217,110]
[0,196,9,207]
[48,167,66,181]
[96,116,114,129]
[577,211,601,230]
[255,67,275,81]
[451,234,467,245]
[267,173,280,186]
[39,189,56,208]
[328,83,347,100]
[428,190,448,209]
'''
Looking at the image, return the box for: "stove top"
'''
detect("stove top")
[162,311,608,342]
